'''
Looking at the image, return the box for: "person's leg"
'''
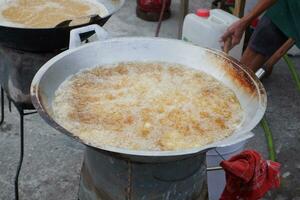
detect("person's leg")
[241,16,288,74]
[241,47,267,72]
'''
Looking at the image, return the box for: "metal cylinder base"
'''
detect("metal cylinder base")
[0,45,57,107]
[79,147,208,200]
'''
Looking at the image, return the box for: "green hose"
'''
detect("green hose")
[283,54,300,92]
[260,55,299,161]
[260,117,276,161]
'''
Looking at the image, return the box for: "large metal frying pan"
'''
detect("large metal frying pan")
[0,0,125,52]
[31,25,267,162]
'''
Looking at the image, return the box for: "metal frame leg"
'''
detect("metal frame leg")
[13,106,36,200]
[15,108,24,200]
[9,99,12,112]
[178,0,189,39]
[0,87,37,199]
[0,86,4,125]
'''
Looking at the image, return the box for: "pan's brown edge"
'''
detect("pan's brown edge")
[205,49,266,100]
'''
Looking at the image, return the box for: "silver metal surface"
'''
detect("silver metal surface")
[31,37,267,160]
[78,146,208,200]
[206,166,223,171]
[178,0,189,39]
[0,45,57,107]
[255,68,266,79]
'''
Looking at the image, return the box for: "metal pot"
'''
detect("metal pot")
[0,0,125,52]
[31,25,267,160]
[31,25,267,199]
[0,45,58,108]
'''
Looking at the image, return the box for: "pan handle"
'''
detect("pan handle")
[69,24,109,49]
[255,38,295,79]
[56,14,102,28]
[223,38,295,79]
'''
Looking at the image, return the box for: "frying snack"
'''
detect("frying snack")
[52,62,243,151]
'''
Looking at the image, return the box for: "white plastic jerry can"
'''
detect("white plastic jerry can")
[182,8,245,60]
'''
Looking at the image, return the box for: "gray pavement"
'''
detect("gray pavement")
[0,0,299,199]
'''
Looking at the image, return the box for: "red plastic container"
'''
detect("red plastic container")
[136,0,172,21]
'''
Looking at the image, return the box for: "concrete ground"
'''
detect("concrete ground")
[0,0,299,199]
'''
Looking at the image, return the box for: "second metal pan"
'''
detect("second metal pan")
[0,0,125,52]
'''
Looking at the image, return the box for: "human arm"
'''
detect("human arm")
[221,0,277,50]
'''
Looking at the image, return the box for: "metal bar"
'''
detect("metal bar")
[283,54,300,93]
[126,161,132,200]
[214,149,226,161]
[206,166,223,171]
[24,111,37,116]
[205,149,225,171]
[9,98,12,112]
[15,108,24,200]
[0,86,4,125]
[260,117,276,161]
[178,0,189,39]
[155,0,167,37]
[255,68,266,79]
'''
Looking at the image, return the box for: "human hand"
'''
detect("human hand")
[220,19,248,52]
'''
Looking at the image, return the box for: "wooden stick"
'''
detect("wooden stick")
[264,38,295,72]
[233,0,246,18]
[223,37,232,54]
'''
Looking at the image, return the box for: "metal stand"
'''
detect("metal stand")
[206,149,225,171]
[13,104,37,200]
[14,107,24,200]
[0,88,37,200]
[178,0,189,39]
[0,87,4,125]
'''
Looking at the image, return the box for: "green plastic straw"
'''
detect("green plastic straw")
[260,117,276,161]
[283,54,300,92]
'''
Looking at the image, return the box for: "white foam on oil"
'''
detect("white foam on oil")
[52,62,244,151]
[0,0,109,28]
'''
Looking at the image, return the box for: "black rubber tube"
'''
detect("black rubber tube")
[0,87,4,125]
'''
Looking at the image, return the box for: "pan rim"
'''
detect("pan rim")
[31,37,266,158]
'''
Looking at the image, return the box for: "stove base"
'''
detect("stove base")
[78,147,208,200]
[0,45,58,107]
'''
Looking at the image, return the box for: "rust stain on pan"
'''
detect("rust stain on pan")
[206,51,259,96]
[222,59,257,95]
